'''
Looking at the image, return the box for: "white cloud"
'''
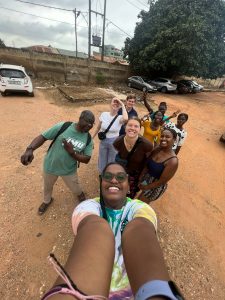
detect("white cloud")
[0,0,149,52]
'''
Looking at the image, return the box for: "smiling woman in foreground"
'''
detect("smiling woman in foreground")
[41,163,184,300]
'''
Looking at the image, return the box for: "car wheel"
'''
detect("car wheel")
[128,82,132,88]
[142,87,147,92]
[1,92,6,96]
[160,87,167,93]
[29,92,34,97]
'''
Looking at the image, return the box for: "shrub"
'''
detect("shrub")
[96,71,106,85]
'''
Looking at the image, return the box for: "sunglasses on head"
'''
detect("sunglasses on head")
[101,171,128,183]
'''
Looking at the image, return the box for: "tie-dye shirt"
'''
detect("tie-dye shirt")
[72,197,157,299]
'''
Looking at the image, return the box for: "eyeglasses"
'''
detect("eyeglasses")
[101,172,128,183]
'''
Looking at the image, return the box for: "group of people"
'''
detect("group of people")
[20,93,188,300]
[92,92,188,202]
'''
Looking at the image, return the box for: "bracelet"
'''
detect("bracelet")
[135,280,184,300]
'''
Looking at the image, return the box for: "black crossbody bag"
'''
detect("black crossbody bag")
[98,114,119,140]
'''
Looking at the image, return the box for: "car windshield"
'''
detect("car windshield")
[0,69,26,79]
[156,78,167,83]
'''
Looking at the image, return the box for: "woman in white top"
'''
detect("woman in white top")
[164,113,188,155]
[93,97,128,173]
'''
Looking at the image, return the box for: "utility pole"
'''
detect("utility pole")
[88,0,107,61]
[101,0,107,62]
[88,0,91,58]
[73,9,80,58]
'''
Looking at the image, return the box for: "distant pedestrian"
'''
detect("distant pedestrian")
[20,110,95,215]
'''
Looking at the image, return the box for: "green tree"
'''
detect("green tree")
[0,38,6,47]
[126,0,225,78]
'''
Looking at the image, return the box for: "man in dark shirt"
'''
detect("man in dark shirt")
[118,94,138,135]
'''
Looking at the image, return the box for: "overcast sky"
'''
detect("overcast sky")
[0,0,150,53]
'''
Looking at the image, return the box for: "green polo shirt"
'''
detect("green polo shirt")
[42,122,93,176]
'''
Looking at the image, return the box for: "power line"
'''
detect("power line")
[81,12,88,25]
[106,19,132,38]
[0,6,88,27]
[8,0,134,37]
[125,0,144,11]
[0,5,132,37]
[12,0,73,11]
[135,0,149,9]
[11,0,87,13]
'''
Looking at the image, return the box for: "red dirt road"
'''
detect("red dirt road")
[0,89,225,299]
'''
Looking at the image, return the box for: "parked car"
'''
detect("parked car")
[191,80,204,92]
[127,76,157,93]
[149,78,177,93]
[177,80,203,93]
[176,80,193,94]
[0,64,34,96]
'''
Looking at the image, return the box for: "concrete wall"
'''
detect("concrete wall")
[178,76,225,89]
[0,47,130,83]
[194,77,225,89]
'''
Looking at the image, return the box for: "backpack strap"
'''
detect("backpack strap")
[86,132,91,147]
[77,132,92,168]
[47,122,73,152]
[103,114,119,134]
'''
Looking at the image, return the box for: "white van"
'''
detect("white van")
[0,64,34,96]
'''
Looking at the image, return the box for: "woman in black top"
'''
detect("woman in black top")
[113,117,153,198]
[138,128,178,203]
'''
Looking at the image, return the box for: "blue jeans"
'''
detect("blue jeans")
[98,137,118,173]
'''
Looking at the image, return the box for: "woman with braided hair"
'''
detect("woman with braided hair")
[41,162,184,300]
[137,128,179,203]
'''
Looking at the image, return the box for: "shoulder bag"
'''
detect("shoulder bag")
[98,114,118,140]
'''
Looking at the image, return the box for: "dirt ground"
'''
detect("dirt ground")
[0,86,225,300]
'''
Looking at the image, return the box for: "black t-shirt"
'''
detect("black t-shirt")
[113,135,153,173]
[118,107,138,135]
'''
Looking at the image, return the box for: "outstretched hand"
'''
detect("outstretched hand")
[63,139,74,155]
[142,91,148,99]
[172,109,181,118]
[116,99,124,106]
[21,149,34,166]
[141,113,150,121]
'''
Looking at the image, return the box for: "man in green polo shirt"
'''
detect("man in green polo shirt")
[21,110,95,215]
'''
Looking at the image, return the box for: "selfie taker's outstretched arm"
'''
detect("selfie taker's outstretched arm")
[122,217,184,300]
[42,215,114,300]
[42,216,184,300]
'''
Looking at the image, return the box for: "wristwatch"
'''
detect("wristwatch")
[135,280,185,300]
